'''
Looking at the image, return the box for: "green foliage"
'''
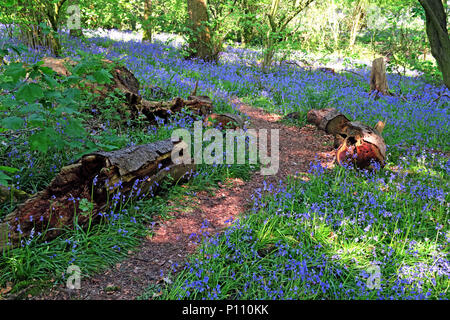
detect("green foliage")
[0,60,87,154]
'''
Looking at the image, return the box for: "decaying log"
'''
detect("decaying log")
[369,57,391,97]
[306,108,350,135]
[0,186,30,203]
[41,57,212,122]
[42,57,141,107]
[204,113,244,129]
[0,139,195,249]
[307,108,386,170]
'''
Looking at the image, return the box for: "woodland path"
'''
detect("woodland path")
[35,98,335,300]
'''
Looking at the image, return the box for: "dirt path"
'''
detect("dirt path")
[35,99,335,300]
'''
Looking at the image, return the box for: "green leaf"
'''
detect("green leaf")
[42,73,58,88]
[1,116,24,130]
[0,97,19,110]
[44,90,62,100]
[92,69,112,84]
[4,63,27,82]
[64,119,85,138]
[18,103,44,115]
[16,83,44,103]
[27,113,46,126]
[39,65,56,76]
[29,130,51,153]
[0,171,12,186]
[55,105,78,115]
[0,166,19,173]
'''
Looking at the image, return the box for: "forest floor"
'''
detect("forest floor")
[33,98,336,300]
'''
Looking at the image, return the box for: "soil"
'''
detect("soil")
[32,98,335,300]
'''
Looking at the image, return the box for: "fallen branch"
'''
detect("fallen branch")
[341,69,365,79]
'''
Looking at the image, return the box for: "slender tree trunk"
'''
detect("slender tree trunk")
[349,0,366,52]
[187,0,216,62]
[263,0,280,71]
[69,0,84,37]
[419,0,450,89]
[143,0,152,42]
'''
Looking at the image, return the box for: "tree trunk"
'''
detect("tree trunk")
[0,139,196,249]
[307,108,386,170]
[142,0,152,42]
[67,0,83,37]
[349,0,366,52]
[187,0,216,62]
[419,0,450,89]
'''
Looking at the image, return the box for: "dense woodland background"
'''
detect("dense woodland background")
[1,0,449,86]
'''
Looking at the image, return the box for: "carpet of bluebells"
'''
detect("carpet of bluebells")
[1,29,449,299]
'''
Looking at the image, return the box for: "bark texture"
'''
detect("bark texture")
[187,0,217,62]
[419,0,450,89]
[0,139,195,249]
[369,57,391,96]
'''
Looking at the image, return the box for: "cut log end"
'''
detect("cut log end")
[307,108,386,170]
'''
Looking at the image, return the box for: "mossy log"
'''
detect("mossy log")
[307,108,386,170]
[0,139,195,249]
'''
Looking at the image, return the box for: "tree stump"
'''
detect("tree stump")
[369,57,391,96]
[0,139,195,249]
[307,108,386,170]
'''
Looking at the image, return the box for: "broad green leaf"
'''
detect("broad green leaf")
[0,97,19,110]
[0,166,19,173]
[16,83,44,103]
[42,73,58,88]
[18,103,44,115]
[27,113,46,126]
[55,106,78,115]
[92,69,112,84]
[29,130,51,153]
[44,90,62,100]
[0,171,12,186]
[64,119,85,138]
[39,66,56,76]
[1,116,24,130]
[4,63,27,82]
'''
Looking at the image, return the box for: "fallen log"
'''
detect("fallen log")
[0,139,195,249]
[140,96,212,123]
[42,57,212,123]
[42,57,141,107]
[307,108,386,170]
